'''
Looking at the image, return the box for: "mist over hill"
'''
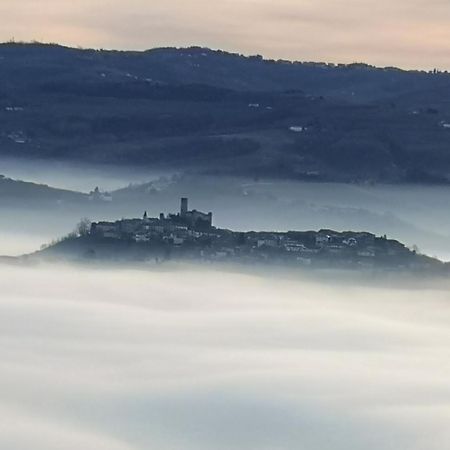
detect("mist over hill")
[1,43,450,183]
[3,171,450,261]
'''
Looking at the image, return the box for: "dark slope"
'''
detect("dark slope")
[2,43,450,101]
[2,43,450,183]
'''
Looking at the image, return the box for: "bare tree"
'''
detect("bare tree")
[75,218,91,237]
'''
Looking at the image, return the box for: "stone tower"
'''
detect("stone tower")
[181,198,188,216]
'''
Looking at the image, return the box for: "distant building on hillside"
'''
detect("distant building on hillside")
[88,186,112,202]
[85,198,433,272]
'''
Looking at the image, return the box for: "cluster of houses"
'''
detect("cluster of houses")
[7,131,27,144]
[217,229,412,268]
[88,198,420,269]
[91,198,213,245]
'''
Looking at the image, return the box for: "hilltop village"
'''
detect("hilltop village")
[81,198,439,270]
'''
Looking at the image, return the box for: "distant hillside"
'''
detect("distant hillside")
[0,175,86,206]
[2,43,450,183]
[2,43,449,100]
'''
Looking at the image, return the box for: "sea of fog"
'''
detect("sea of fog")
[0,264,449,450]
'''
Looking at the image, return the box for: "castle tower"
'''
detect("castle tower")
[181,198,188,216]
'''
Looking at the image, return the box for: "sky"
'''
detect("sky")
[1,0,450,69]
[0,264,449,449]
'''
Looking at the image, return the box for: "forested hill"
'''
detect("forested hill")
[2,43,450,183]
[2,43,450,101]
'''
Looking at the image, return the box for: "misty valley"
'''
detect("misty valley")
[2,154,450,449]
[1,42,450,450]
[2,160,450,261]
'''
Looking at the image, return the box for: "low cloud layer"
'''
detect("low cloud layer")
[2,0,450,69]
[0,264,449,449]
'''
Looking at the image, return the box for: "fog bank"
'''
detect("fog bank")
[0,157,170,193]
[0,264,449,449]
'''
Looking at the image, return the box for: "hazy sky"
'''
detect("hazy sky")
[1,0,450,69]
